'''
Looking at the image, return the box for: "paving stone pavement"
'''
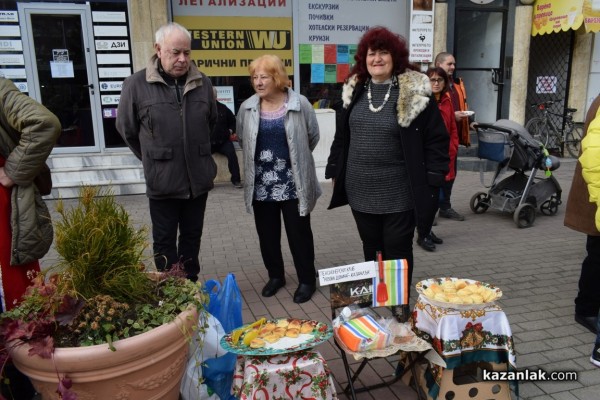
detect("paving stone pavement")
[41,158,599,400]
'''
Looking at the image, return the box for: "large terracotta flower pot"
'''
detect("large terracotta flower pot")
[9,306,199,400]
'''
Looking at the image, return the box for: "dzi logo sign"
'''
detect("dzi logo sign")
[191,30,290,50]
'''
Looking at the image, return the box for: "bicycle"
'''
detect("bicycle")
[524,99,584,158]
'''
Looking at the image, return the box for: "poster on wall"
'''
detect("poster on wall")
[531,0,584,36]
[409,0,435,63]
[535,76,557,94]
[296,0,409,84]
[173,1,292,77]
[215,86,235,114]
[583,0,600,33]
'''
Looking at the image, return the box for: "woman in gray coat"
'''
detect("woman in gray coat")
[236,55,321,304]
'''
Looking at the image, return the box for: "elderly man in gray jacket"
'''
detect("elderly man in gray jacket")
[116,22,217,282]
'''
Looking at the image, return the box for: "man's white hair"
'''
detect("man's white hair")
[155,22,191,45]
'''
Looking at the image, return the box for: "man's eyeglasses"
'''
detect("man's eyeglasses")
[430,78,444,84]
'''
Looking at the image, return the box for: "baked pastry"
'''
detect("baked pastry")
[300,322,314,334]
[273,327,287,336]
[250,338,265,349]
[276,319,289,328]
[263,334,281,343]
[425,280,497,305]
[264,322,276,331]
[286,328,300,338]
[288,319,302,330]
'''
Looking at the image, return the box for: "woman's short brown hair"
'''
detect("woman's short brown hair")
[248,55,290,92]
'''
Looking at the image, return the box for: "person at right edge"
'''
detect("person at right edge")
[568,96,600,368]
[435,52,475,222]
[326,27,449,306]
[0,77,61,400]
[564,95,600,344]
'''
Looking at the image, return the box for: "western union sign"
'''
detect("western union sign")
[190,30,291,50]
[176,15,292,76]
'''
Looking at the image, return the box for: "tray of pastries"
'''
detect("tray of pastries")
[221,318,333,356]
[416,277,502,310]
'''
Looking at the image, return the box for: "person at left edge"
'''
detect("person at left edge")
[116,22,217,282]
[236,55,322,304]
[0,76,61,398]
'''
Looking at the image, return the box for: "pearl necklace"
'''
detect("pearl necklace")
[367,79,394,113]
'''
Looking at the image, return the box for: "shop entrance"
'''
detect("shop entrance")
[453,1,509,124]
[18,3,103,152]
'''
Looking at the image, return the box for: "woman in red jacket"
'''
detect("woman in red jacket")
[416,67,459,251]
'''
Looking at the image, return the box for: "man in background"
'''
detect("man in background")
[211,88,242,188]
[434,52,474,222]
[116,22,217,282]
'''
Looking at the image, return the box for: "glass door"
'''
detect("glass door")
[454,8,508,123]
[19,3,102,152]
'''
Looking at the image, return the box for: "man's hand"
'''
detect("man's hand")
[230,133,239,142]
[454,111,466,122]
[0,167,15,188]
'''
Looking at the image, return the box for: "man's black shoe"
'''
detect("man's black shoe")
[575,314,598,334]
[417,236,436,252]
[262,278,286,297]
[293,283,316,304]
[429,231,443,244]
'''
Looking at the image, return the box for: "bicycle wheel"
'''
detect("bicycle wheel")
[565,122,583,158]
[525,118,548,146]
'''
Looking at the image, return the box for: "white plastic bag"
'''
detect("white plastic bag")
[180,311,226,400]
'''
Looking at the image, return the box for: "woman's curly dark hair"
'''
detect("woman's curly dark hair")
[348,26,417,82]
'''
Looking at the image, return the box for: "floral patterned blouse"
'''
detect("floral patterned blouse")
[253,104,297,202]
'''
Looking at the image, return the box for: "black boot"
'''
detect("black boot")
[417,235,436,252]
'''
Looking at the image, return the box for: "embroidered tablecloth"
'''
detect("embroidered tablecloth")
[412,295,517,400]
[232,350,338,400]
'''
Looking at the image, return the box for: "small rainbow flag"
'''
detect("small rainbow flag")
[371,259,409,307]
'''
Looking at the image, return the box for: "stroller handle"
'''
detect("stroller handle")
[475,123,515,136]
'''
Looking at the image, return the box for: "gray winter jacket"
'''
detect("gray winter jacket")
[0,78,60,265]
[236,88,322,216]
[116,56,217,199]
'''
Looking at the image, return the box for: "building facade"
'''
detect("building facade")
[0,0,596,197]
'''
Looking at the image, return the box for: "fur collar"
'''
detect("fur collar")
[342,70,432,127]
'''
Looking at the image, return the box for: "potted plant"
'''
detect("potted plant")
[0,186,206,400]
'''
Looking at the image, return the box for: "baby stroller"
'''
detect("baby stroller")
[470,119,562,228]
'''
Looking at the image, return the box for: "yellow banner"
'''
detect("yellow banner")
[532,0,584,36]
[175,16,293,77]
[583,0,600,32]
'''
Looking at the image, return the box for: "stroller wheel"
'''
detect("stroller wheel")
[514,203,536,228]
[470,192,490,214]
[540,199,559,216]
